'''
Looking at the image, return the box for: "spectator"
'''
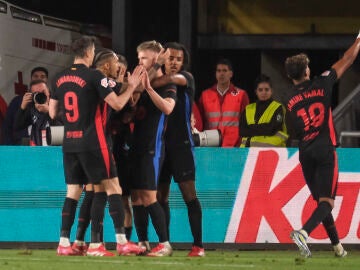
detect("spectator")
[14,79,54,146]
[198,58,249,147]
[2,67,48,145]
[239,74,288,147]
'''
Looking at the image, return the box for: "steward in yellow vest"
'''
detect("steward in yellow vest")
[239,74,288,147]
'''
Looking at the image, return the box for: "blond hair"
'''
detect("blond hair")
[136,40,163,53]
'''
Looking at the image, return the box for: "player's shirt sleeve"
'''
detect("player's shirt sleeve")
[92,69,114,99]
[161,83,177,102]
[180,71,195,89]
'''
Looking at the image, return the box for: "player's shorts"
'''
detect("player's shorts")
[129,150,165,191]
[159,146,195,184]
[299,144,338,200]
[63,149,118,185]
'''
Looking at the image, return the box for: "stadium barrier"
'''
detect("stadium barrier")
[0,147,359,246]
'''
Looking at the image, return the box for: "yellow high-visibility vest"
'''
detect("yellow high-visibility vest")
[240,101,288,147]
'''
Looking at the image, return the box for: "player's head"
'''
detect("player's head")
[71,35,98,66]
[254,74,273,101]
[93,49,120,80]
[163,42,190,73]
[137,40,163,70]
[117,54,128,82]
[285,53,310,82]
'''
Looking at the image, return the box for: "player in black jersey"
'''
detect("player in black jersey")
[129,40,177,257]
[283,32,360,258]
[71,49,137,255]
[49,36,145,256]
[151,42,204,257]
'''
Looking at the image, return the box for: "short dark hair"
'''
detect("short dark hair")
[93,48,117,68]
[163,42,190,70]
[117,54,128,67]
[216,58,233,71]
[29,79,47,89]
[71,35,98,58]
[285,53,310,81]
[254,74,272,90]
[31,67,48,78]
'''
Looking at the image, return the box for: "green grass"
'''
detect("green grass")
[0,249,359,270]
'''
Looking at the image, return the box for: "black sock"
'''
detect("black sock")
[133,205,149,242]
[125,226,132,241]
[160,201,170,240]
[146,202,168,243]
[186,198,203,247]
[75,191,94,241]
[322,213,340,245]
[90,192,107,243]
[303,201,332,235]
[60,197,78,238]
[108,194,125,234]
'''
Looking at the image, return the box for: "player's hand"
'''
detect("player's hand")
[141,69,152,91]
[127,65,145,90]
[156,48,170,65]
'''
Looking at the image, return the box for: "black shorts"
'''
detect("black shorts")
[129,151,165,191]
[299,144,338,200]
[63,149,118,185]
[159,146,195,184]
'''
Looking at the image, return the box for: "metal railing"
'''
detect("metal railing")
[333,84,360,147]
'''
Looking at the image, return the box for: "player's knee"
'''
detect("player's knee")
[318,199,334,209]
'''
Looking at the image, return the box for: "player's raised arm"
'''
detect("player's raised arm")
[332,30,360,79]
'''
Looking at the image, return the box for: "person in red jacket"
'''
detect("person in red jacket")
[198,58,249,147]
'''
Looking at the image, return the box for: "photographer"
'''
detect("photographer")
[14,79,54,146]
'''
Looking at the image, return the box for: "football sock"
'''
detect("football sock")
[186,198,203,247]
[146,202,168,243]
[125,226,132,241]
[108,194,125,234]
[322,212,340,245]
[90,192,107,243]
[303,201,332,235]
[75,191,94,241]
[160,201,170,240]
[60,197,78,238]
[133,205,149,242]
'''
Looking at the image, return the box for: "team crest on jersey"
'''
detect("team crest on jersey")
[321,70,330,76]
[101,78,108,88]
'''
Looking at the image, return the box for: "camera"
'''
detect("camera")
[192,129,221,147]
[32,92,47,104]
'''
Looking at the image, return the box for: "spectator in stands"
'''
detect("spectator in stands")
[2,67,48,145]
[239,74,288,147]
[14,79,54,146]
[198,58,249,147]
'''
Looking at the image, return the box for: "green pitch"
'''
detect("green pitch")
[0,249,359,270]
